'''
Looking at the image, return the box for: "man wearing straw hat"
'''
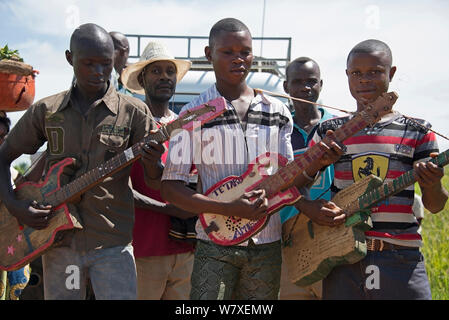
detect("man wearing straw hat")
[122,41,197,300]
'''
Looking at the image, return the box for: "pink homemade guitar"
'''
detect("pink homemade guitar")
[199,92,398,246]
[0,98,226,271]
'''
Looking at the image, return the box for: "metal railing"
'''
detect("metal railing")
[125,34,291,79]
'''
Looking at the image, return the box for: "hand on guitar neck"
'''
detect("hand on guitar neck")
[304,130,344,175]
[294,130,346,227]
[140,135,167,190]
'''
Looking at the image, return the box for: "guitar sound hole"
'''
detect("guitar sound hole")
[296,249,312,270]
[225,216,243,231]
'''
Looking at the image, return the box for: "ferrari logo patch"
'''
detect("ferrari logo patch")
[352,152,390,182]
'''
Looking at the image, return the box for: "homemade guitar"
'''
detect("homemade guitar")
[0,98,226,271]
[283,147,449,287]
[199,92,398,246]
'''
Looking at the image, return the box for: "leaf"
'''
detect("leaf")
[0,44,24,62]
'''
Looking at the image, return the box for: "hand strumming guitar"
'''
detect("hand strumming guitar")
[223,189,269,221]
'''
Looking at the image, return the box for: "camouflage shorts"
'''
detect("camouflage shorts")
[190,239,281,300]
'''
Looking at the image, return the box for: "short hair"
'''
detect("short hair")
[69,23,113,54]
[347,39,392,66]
[109,31,129,51]
[286,57,320,81]
[209,18,251,48]
[0,114,11,133]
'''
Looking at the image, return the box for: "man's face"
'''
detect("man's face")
[67,42,114,95]
[0,123,7,145]
[140,61,177,103]
[205,30,253,86]
[114,45,129,76]
[346,51,396,104]
[284,61,322,103]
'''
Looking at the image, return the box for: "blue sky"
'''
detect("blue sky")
[2,0,449,165]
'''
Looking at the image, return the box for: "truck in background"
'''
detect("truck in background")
[125,34,292,112]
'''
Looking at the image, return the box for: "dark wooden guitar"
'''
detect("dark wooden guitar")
[0,98,226,271]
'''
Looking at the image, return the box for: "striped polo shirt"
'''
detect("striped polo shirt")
[312,112,438,247]
[162,84,294,245]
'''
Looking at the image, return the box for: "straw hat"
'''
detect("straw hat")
[121,41,192,95]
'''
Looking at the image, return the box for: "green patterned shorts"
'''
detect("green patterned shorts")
[190,239,281,300]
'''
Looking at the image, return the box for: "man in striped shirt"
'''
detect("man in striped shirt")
[161,18,343,300]
[313,39,448,299]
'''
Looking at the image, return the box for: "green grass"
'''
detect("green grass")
[417,168,449,300]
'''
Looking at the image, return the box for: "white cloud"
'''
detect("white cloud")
[2,0,449,157]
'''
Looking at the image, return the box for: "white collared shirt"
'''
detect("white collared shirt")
[162,84,294,245]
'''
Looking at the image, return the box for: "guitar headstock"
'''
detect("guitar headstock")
[361,92,398,125]
[177,97,227,131]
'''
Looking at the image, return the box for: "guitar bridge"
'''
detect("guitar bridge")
[204,221,219,234]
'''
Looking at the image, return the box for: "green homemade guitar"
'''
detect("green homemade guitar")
[283,148,449,287]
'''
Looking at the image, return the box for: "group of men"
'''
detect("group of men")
[0,17,446,300]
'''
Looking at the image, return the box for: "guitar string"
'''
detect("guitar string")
[15,98,174,189]
[20,88,447,183]
[256,88,449,141]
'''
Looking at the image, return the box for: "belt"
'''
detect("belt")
[366,238,418,251]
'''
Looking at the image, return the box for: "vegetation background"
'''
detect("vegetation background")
[418,167,449,300]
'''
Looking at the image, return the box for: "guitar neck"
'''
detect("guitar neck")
[355,148,449,212]
[43,119,182,207]
[260,111,372,197]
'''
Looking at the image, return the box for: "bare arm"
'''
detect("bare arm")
[161,180,269,220]
[415,155,448,213]
[0,141,17,204]
[132,187,196,219]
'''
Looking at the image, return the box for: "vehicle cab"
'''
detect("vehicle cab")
[125,34,292,113]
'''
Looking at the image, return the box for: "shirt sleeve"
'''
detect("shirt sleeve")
[128,97,156,145]
[5,100,47,155]
[278,103,294,162]
[413,131,439,163]
[161,103,195,183]
[309,123,324,148]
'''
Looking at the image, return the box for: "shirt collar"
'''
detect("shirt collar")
[211,83,271,108]
[291,107,334,123]
[58,80,119,114]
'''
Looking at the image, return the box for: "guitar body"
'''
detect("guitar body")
[198,93,398,245]
[200,152,301,246]
[0,98,227,270]
[282,175,383,287]
[0,158,81,271]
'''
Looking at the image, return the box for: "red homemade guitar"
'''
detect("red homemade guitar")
[0,98,226,271]
[199,92,398,246]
